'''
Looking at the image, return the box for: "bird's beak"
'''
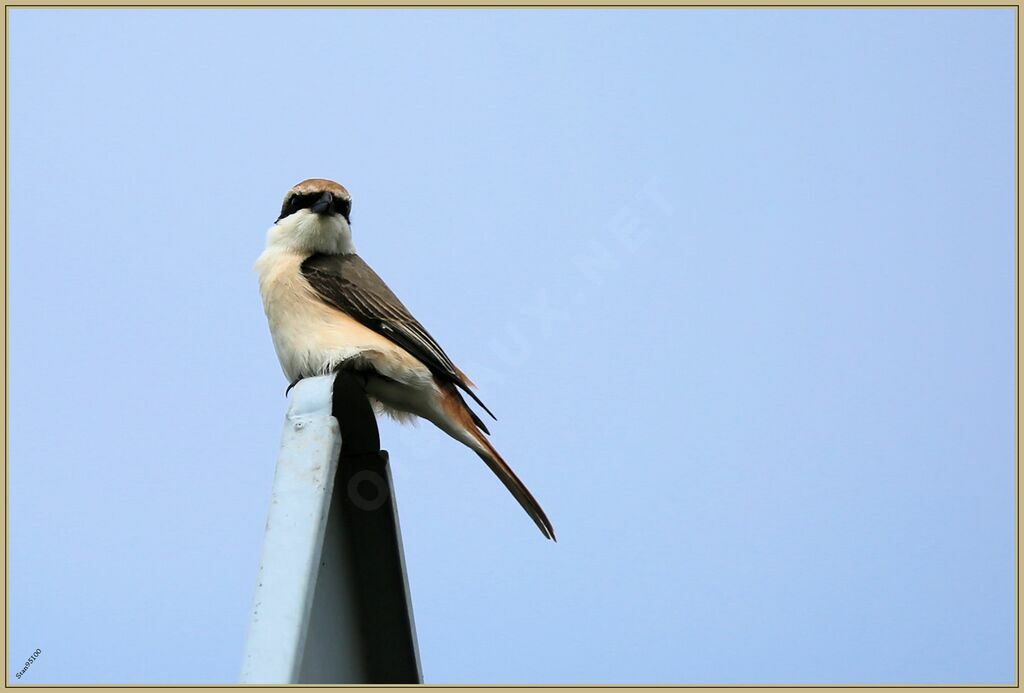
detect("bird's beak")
[311,191,334,215]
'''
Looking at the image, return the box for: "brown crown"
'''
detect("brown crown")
[288,178,351,200]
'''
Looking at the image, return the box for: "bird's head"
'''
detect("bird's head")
[267,178,355,255]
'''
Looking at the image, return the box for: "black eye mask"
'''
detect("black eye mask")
[277,193,351,223]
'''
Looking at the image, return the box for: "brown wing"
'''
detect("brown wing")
[300,252,496,422]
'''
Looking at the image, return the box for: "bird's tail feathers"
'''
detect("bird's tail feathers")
[438,385,556,541]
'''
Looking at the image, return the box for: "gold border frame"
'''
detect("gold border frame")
[1,4,1017,690]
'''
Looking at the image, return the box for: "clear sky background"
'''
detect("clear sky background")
[8,8,1015,685]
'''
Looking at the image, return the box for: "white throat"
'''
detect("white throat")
[264,209,356,256]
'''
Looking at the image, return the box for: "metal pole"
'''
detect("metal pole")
[241,372,421,684]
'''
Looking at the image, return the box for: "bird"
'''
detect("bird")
[255,178,555,540]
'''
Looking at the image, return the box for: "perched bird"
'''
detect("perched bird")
[255,178,555,540]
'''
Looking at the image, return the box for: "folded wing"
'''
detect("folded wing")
[300,252,496,424]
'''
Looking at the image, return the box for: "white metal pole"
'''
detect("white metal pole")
[240,375,359,683]
[240,373,420,684]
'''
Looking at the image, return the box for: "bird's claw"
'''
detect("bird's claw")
[285,377,303,397]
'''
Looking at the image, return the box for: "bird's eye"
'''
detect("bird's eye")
[277,192,348,222]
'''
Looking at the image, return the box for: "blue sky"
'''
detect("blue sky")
[8,8,1015,685]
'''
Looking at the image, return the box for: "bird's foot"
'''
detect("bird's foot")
[285,376,303,397]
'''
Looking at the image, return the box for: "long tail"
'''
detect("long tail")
[436,384,556,541]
